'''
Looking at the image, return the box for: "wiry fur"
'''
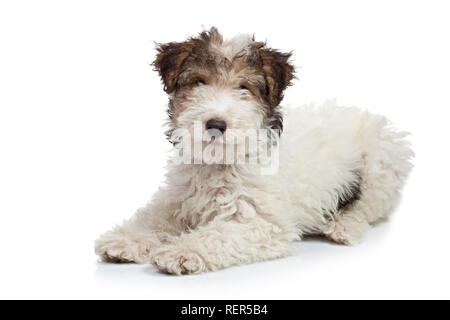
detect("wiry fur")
[95,28,414,274]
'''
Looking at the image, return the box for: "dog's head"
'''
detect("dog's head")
[153,28,294,164]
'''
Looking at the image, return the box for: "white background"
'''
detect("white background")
[0,0,449,299]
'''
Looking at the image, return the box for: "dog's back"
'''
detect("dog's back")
[278,101,414,243]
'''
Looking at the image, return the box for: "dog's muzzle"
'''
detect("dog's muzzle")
[206,119,227,134]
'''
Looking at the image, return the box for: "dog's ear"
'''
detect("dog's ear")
[153,41,194,93]
[153,27,222,94]
[255,44,295,107]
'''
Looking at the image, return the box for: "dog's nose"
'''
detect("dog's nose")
[205,119,227,133]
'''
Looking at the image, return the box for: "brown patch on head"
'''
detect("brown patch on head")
[153,28,295,139]
[154,28,294,103]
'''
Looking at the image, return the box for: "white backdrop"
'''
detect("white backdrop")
[0,0,449,299]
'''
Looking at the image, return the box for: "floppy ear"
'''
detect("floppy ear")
[153,27,222,94]
[153,41,194,93]
[258,46,295,107]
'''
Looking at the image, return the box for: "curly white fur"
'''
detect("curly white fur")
[95,100,413,274]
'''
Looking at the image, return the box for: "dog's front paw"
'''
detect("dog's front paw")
[150,245,207,275]
[95,231,151,264]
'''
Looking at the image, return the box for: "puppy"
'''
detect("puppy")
[95,27,413,274]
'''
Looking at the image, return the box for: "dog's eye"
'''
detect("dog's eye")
[195,79,206,86]
[239,85,249,91]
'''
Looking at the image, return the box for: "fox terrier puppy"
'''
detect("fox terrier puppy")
[95,27,413,275]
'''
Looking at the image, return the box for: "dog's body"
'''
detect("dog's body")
[95,28,413,274]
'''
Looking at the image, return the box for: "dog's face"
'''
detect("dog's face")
[153,27,294,148]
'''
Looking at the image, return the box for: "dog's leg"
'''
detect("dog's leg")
[323,117,413,245]
[95,222,158,263]
[95,197,180,263]
[322,210,370,245]
[149,217,296,275]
